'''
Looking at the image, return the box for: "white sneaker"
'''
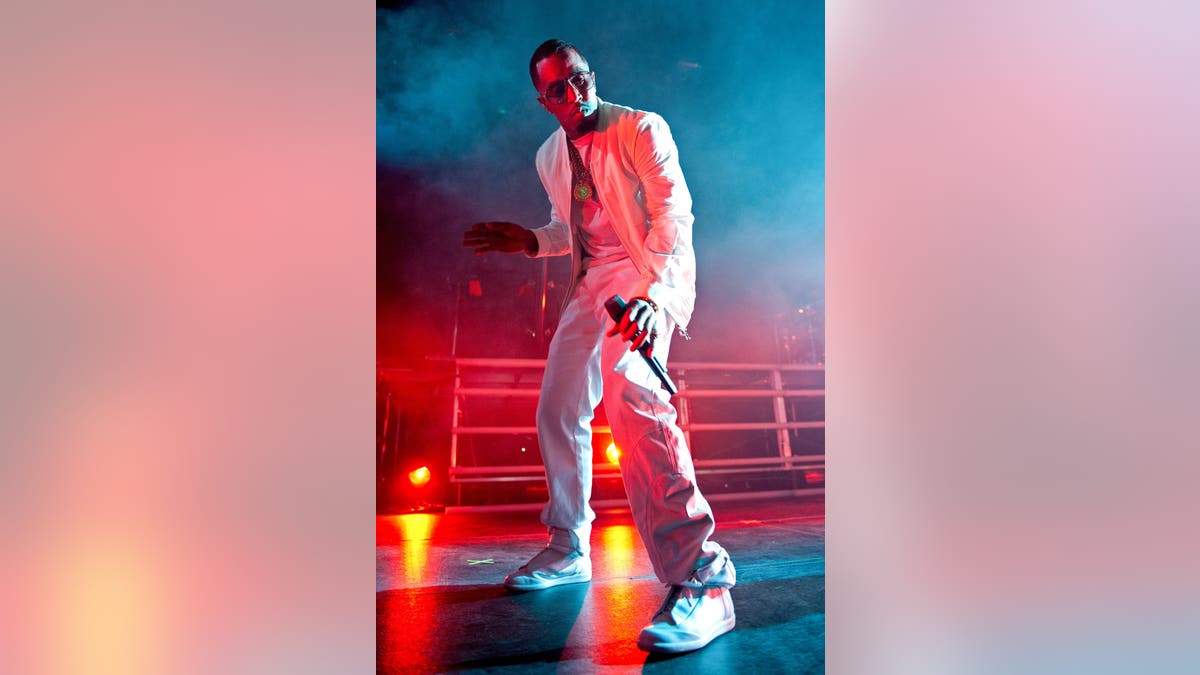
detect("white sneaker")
[637,585,736,653]
[503,547,592,591]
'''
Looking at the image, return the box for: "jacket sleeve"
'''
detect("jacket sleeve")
[527,140,573,258]
[527,201,572,258]
[628,113,697,325]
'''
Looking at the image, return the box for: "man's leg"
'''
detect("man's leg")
[504,286,604,591]
[600,316,735,589]
[596,263,736,652]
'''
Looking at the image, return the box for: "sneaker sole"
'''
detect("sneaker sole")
[637,616,736,653]
[503,572,592,592]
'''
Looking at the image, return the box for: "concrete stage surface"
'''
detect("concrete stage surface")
[378,496,824,674]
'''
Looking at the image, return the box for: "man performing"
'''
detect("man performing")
[462,39,735,654]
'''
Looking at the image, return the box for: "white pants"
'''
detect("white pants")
[537,258,735,589]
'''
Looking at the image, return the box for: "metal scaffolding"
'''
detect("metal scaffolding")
[445,358,825,512]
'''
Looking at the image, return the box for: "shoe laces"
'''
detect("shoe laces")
[654,585,687,621]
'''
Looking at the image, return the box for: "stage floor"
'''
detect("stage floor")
[377,495,825,673]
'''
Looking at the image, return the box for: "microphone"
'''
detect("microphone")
[604,295,678,395]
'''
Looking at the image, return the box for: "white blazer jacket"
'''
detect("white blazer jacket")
[529,99,698,331]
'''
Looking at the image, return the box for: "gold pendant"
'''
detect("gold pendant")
[573,182,592,202]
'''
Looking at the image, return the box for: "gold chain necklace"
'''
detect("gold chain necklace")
[565,139,595,202]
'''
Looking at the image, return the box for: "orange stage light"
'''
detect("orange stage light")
[605,443,621,465]
[408,466,432,487]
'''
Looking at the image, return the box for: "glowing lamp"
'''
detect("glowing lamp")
[408,466,432,487]
[605,443,621,465]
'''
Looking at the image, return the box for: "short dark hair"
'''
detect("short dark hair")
[529,39,588,89]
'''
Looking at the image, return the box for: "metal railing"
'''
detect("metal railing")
[446,358,824,510]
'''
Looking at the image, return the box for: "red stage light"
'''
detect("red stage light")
[804,470,825,485]
[409,466,432,487]
[605,443,621,465]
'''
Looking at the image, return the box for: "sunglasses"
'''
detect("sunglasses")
[541,71,595,104]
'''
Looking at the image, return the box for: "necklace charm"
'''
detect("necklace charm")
[566,140,596,203]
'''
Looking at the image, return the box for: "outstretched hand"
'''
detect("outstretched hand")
[607,298,661,357]
[462,221,537,256]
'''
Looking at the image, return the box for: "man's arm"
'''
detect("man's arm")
[630,113,695,303]
[611,113,696,354]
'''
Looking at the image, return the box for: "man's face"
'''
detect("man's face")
[535,50,598,136]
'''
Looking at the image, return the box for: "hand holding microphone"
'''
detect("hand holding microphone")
[604,295,678,395]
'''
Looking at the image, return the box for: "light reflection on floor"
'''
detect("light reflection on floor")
[377,497,825,673]
[396,513,437,586]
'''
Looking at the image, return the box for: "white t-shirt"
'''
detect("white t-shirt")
[570,133,629,269]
